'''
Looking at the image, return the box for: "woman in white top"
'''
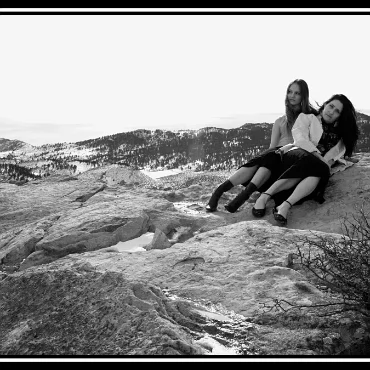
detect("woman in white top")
[206,78,317,213]
[252,93,359,226]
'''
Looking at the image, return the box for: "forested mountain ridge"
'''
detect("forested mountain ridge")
[0,138,30,152]
[75,122,273,171]
[1,113,369,183]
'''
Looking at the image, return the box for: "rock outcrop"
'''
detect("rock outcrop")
[1,154,370,356]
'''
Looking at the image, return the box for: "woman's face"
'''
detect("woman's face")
[287,83,302,107]
[322,99,343,123]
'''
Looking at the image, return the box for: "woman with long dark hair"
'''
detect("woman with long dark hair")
[205,78,317,213]
[252,93,359,226]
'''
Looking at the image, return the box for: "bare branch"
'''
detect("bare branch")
[263,202,370,319]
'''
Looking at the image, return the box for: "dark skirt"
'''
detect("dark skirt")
[237,147,283,193]
[272,148,331,206]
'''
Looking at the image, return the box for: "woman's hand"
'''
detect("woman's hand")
[312,151,332,167]
[275,143,295,155]
[344,156,359,163]
[327,159,335,166]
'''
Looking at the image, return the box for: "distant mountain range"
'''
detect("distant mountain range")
[1,112,370,183]
[0,138,32,152]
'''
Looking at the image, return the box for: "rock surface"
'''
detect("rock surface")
[1,155,370,357]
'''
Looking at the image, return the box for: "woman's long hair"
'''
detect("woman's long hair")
[318,94,359,157]
[285,79,317,130]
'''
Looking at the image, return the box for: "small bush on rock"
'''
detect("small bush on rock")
[263,202,370,355]
[296,203,370,318]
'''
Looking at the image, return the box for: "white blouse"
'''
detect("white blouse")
[282,113,346,163]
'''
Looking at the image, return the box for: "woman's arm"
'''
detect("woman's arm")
[292,113,321,153]
[323,139,346,163]
[269,119,281,148]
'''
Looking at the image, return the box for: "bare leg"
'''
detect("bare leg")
[253,178,301,211]
[224,167,272,213]
[249,167,272,188]
[228,165,259,186]
[275,176,321,219]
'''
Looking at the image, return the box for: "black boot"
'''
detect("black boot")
[205,180,233,212]
[224,182,258,213]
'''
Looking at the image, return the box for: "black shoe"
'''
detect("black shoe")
[273,200,292,226]
[205,180,234,213]
[205,204,217,212]
[252,207,266,218]
[224,182,258,213]
[251,192,271,218]
[224,204,237,213]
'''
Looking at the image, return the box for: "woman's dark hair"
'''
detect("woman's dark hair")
[285,79,317,130]
[318,94,359,157]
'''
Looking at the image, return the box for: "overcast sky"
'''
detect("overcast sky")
[0,12,369,146]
